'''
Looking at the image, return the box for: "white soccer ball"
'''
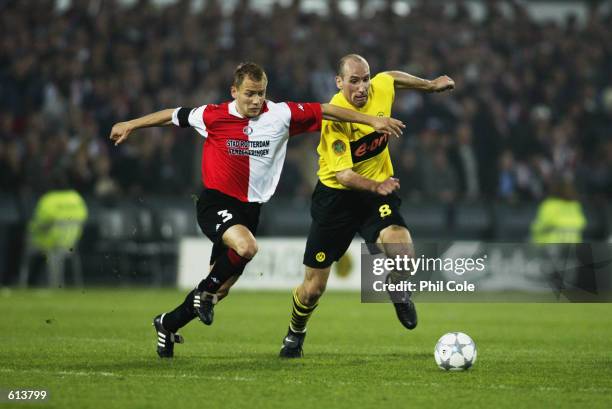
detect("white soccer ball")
[434,332,477,371]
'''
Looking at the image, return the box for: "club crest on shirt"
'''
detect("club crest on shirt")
[243,126,253,136]
[377,112,385,117]
[332,140,346,156]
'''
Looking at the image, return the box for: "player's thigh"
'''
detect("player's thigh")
[196,189,260,241]
[358,192,409,249]
[303,219,356,269]
[303,183,358,269]
[196,189,260,261]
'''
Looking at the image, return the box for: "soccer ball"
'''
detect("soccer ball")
[434,332,477,371]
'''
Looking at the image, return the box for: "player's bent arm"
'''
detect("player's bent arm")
[109,108,175,146]
[384,71,455,93]
[335,169,400,196]
[321,104,405,137]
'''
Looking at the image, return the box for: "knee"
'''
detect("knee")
[379,226,414,258]
[380,225,412,243]
[234,238,258,259]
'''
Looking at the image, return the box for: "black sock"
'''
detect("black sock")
[161,289,197,333]
[197,248,250,293]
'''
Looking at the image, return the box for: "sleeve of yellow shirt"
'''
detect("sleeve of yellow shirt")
[320,120,353,172]
[372,72,396,105]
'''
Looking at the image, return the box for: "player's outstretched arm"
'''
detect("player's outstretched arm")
[384,71,455,93]
[109,109,175,146]
[321,103,405,138]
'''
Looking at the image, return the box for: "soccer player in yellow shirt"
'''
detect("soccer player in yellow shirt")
[280,54,455,358]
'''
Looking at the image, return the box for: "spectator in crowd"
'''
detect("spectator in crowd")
[0,0,611,203]
[449,122,479,200]
[498,149,517,202]
[394,148,423,201]
[0,140,23,193]
[424,147,459,203]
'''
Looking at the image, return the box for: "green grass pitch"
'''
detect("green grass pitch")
[1,289,611,409]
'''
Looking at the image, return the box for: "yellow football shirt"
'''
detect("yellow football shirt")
[317,72,395,189]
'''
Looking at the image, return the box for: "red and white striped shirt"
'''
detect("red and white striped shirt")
[172,100,322,203]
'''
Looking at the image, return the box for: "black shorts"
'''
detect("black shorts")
[196,189,261,264]
[303,181,407,269]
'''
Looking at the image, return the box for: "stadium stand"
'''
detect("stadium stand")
[1,0,611,284]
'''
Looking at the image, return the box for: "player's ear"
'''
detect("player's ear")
[231,85,238,99]
[335,75,343,90]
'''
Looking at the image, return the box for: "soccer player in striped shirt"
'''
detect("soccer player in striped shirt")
[109,62,405,358]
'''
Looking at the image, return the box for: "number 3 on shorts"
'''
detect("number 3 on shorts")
[378,204,392,218]
[217,209,233,223]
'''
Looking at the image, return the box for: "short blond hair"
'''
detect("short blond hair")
[233,62,268,88]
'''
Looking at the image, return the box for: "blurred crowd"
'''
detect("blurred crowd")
[1,0,611,204]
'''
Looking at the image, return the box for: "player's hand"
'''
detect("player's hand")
[375,177,400,196]
[430,76,455,93]
[372,117,405,138]
[109,122,133,146]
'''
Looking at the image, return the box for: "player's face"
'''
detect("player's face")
[336,60,371,108]
[232,77,267,118]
